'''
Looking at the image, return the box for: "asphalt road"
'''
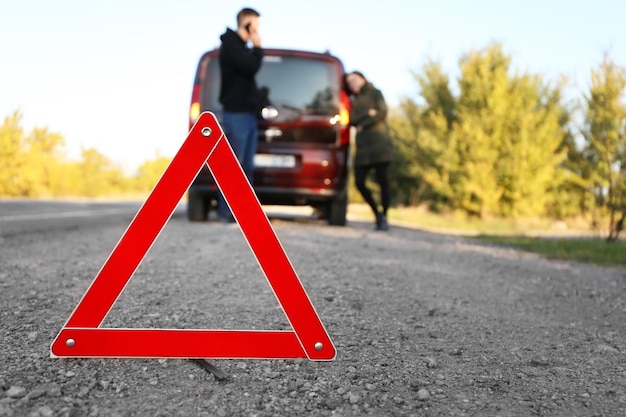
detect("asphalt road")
[1,199,625,416]
[0,199,144,237]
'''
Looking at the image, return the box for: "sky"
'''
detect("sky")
[1,0,625,172]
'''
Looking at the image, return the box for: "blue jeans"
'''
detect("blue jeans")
[217,111,258,220]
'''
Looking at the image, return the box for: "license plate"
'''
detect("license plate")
[254,154,296,168]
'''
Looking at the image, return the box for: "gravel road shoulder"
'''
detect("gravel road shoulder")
[1,212,625,416]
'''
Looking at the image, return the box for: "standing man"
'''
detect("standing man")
[217,7,263,223]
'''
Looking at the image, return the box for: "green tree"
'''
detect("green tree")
[74,147,128,197]
[454,44,569,217]
[388,105,427,206]
[389,60,458,208]
[450,44,509,216]
[391,43,571,218]
[0,112,69,197]
[546,135,595,219]
[581,53,626,241]
[132,153,172,193]
[0,112,26,195]
[21,127,67,197]
[0,111,181,198]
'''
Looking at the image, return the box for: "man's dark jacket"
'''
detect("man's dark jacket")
[219,28,264,113]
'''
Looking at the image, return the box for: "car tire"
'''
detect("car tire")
[187,190,208,222]
[327,189,347,226]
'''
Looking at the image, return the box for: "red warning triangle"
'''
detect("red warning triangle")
[50,112,336,361]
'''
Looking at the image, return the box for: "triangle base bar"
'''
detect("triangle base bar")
[51,328,317,359]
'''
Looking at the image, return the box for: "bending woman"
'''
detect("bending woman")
[345,71,393,231]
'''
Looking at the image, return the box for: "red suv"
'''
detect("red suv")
[187,48,351,225]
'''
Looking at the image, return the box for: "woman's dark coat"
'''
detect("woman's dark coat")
[349,82,393,166]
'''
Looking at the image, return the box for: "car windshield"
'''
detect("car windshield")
[202,54,340,117]
[257,56,339,116]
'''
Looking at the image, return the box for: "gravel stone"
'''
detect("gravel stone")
[24,389,46,401]
[417,389,431,401]
[5,387,26,399]
[0,404,13,417]
[45,384,62,398]
[596,344,619,353]
[423,356,438,368]
[1,205,625,416]
[347,392,361,404]
[30,406,54,417]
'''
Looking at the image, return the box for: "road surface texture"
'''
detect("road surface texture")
[1,200,625,416]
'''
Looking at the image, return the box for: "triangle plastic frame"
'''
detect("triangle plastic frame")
[50,112,336,361]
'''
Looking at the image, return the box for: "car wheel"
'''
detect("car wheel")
[187,190,208,222]
[327,190,347,226]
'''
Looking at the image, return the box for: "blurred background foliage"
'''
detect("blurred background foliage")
[0,111,171,199]
[384,43,625,240]
[2,43,625,239]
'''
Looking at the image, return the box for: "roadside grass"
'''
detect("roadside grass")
[473,235,626,268]
[348,204,625,269]
[351,204,589,235]
[389,207,556,234]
